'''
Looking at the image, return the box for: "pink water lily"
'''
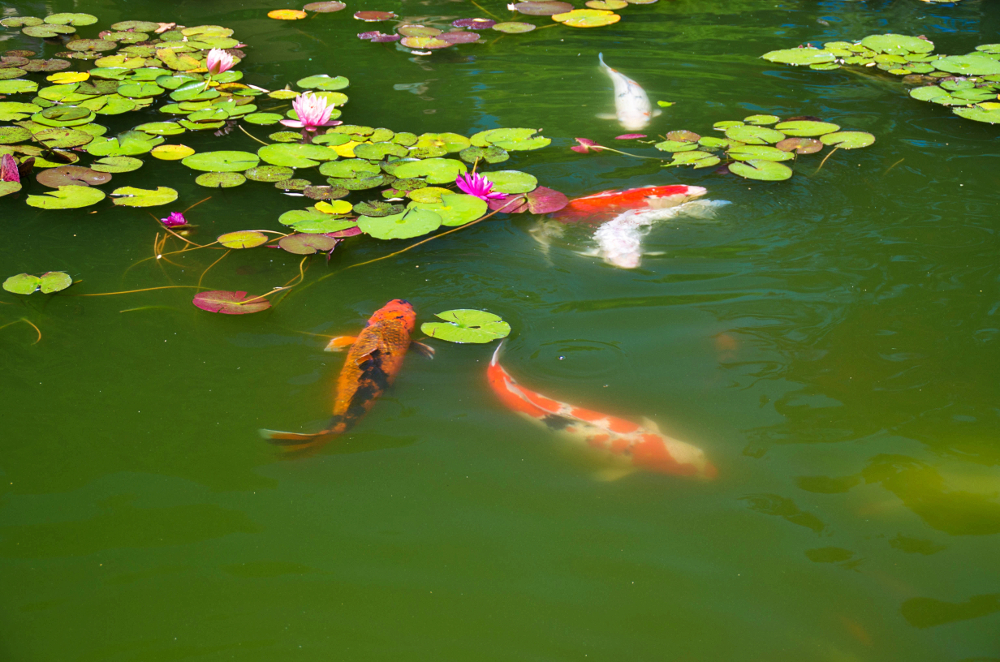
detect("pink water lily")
[456,172,506,201]
[160,212,187,228]
[280,92,342,133]
[206,48,235,76]
[0,154,19,183]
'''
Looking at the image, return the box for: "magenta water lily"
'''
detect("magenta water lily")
[160,212,187,228]
[455,172,507,201]
[0,154,19,184]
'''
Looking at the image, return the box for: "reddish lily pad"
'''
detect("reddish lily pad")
[438,31,482,44]
[514,1,573,15]
[775,137,823,154]
[354,11,396,21]
[277,233,338,254]
[304,1,347,10]
[401,37,451,50]
[488,195,529,213]
[36,165,112,188]
[20,59,72,72]
[615,133,647,140]
[525,186,568,214]
[452,18,495,29]
[358,31,401,42]
[193,290,272,315]
[326,226,363,238]
[398,25,442,38]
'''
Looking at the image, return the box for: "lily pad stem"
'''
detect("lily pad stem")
[0,317,41,344]
[813,146,839,176]
[196,249,231,290]
[471,1,501,20]
[237,124,270,146]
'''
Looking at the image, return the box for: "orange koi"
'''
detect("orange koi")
[551,184,707,223]
[487,345,717,479]
[261,299,418,450]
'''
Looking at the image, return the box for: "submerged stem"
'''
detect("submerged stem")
[0,317,42,344]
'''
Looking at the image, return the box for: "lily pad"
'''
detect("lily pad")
[358,208,442,239]
[481,170,538,194]
[761,48,835,66]
[860,34,934,55]
[744,115,780,125]
[354,11,397,21]
[91,156,143,173]
[819,131,875,149]
[932,55,1000,76]
[354,142,409,160]
[353,200,405,217]
[245,165,294,182]
[218,230,268,248]
[774,120,839,136]
[36,165,111,187]
[438,32,481,45]
[3,273,41,295]
[666,151,721,168]
[304,1,347,11]
[297,75,349,91]
[493,22,536,34]
[953,105,1000,124]
[469,127,549,151]
[0,181,23,197]
[411,132,471,157]
[729,159,793,181]
[111,186,178,207]
[725,125,785,145]
[193,290,272,315]
[0,79,38,94]
[410,193,487,226]
[525,186,569,214]
[775,137,823,154]
[421,309,510,344]
[268,9,308,20]
[196,172,246,188]
[654,140,699,153]
[244,112,284,125]
[452,18,495,30]
[728,145,794,162]
[460,145,510,164]
[26,184,105,209]
[278,233,338,254]
[314,200,353,214]
[408,187,451,203]
[514,1,573,15]
[320,160,380,178]
[0,102,41,121]
[390,158,467,184]
[45,13,98,26]
[151,144,195,160]
[182,150,260,172]
[258,143,337,168]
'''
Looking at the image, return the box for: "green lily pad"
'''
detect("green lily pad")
[932,55,1000,76]
[245,165,294,182]
[86,131,162,156]
[39,271,73,293]
[409,193,487,226]
[33,127,94,148]
[819,131,875,149]
[0,68,27,80]
[0,17,43,28]
[244,112,284,125]
[193,290,271,315]
[277,233,339,254]
[551,8,620,28]
[393,132,418,147]
[410,132,471,158]
[0,181,23,197]
[459,145,509,164]
[493,22,536,33]
[390,158,467,184]
[654,139,699,153]
[320,160,379,178]
[860,34,934,55]
[666,151,720,168]
[470,127,550,151]
[279,208,330,226]
[744,114,780,125]
[481,170,538,194]
[728,145,795,162]
[358,208,442,239]
[275,179,312,191]
[91,156,143,173]
[297,75,349,91]
[134,122,185,136]
[421,309,510,344]
[196,172,246,188]
[0,126,32,144]
[729,159,793,181]
[182,150,260,172]
[761,48,835,66]
[353,200,405,217]
[725,125,785,145]
[26,184,105,209]
[111,186,178,207]
[326,174,392,190]
[0,102,41,121]
[354,142,408,160]
[953,105,1000,124]
[218,230,268,248]
[22,25,76,38]
[117,82,164,98]
[312,133,351,146]
[45,13,98,26]
[775,137,823,154]
[292,217,358,234]
[774,120,840,136]
[3,273,41,295]
[258,143,337,168]
[0,79,38,94]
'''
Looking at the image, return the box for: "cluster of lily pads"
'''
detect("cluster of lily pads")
[0,12,572,322]
[576,116,874,181]
[265,0,656,54]
[763,34,1000,124]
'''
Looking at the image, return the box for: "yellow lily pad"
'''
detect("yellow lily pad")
[47,71,89,84]
[314,200,352,214]
[268,9,308,19]
[151,144,196,160]
[586,0,627,8]
[551,9,620,27]
[218,230,269,249]
[331,140,361,158]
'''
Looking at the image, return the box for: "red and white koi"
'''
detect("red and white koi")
[551,184,708,223]
[487,345,717,479]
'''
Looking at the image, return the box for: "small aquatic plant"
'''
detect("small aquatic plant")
[205,48,235,76]
[281,92,342,138]
[159,212,188,228]
[456,172,507,201]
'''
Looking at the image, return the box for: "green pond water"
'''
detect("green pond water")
[2,0,999,659]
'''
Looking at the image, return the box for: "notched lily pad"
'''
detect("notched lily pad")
[278,233,338,254]
[358,208,442,239]
[421,309,511,344]
[26,184,105,209]
[111,186,178,207]
[193,290,271,315]
[218,230,268,248]
[36,165,111,188]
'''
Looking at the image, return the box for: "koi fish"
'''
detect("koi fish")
[261,299,424,450]
[487,345,717,479]
[589,199,731,269]
[597,52,660,132]
[551,184,707,223]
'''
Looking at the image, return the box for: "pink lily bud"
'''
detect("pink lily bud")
[206,48,235,75]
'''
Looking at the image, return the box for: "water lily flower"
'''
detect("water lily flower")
[456,172,506,201]
[206,48,235,75]
[280,92,342,133]
[160,212,187,228]
[0,154,20,183]
[571,137,601,154]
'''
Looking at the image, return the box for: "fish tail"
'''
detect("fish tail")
[260,417,346,448]
[490,341,505,367]
[598,52,607,68]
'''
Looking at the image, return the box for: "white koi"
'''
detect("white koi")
[597,52,660,131]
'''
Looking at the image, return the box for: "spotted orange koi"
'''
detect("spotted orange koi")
[488,345,717,479]
[261,299,416,451]
[551,184,707,223]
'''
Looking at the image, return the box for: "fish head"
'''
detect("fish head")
[606,251,642,269]
[374,299,417,332]
[643,185,707,210]
[616,109,652,132]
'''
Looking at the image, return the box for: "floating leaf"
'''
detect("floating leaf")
[354,11,397,21]
[452,18,495,30]
[258,143,337,167]
[728,145,794,162]
[218,230,268,248]
[729,159,793,181]
[459,145,510,164]
[932,55,1000,76]
[744,114,780,125]
[151,144,195,160]
[390,158,467,184]
[111,186,178,207]
[354,142,408,160]
[268,9,308,20]
[0,102,41,121]
[774,120,840,136]
[421,309,510,344]
[39,271,73,293]
[860,34,934,55]
[3,273,42,294]
[45,13,98,26]
[135,121,184,136]
[297,74,349,91]
[654,139,699,153]
[492,22,536,34]
[551,9,620,27]
[0,181,23,197]
[292,217,357,234]
[775,137,823,154]
[193,290,271,315]
[666,151,720,168]
[304,1,347,11]
[196,172,246,187]
[399,26,442,38]
[586,0,628,7]
[353,200,405,217]
[761,48,835,66]
[314,200,353,214]
[320,160,380,178]
[469,127,549,151]
[410,193,487,226]
[182,150,260,172]
[407,187,450,203]
[525,186,569,214]
[358,208,442,239]
[26,184,105,209]
[36,165,111,187]
[724,125,785,145]
[278,233,339,254]
[0,79,38,94]
[513,1,573,15]
[953,105,1000,124]
[819,131,875,149]
[91,156,143,173]
[481,170,538,194]
[246,165,294,182]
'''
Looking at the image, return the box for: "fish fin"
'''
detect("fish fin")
[593,467,636,482]
[639,416,661,433]
[324,335,357,352]
[652,108,663,117]
[259,428,338,447]
[645,251,666,256]
[575,249,601,257]
[595,113,618,120]
[412,341,435,359]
